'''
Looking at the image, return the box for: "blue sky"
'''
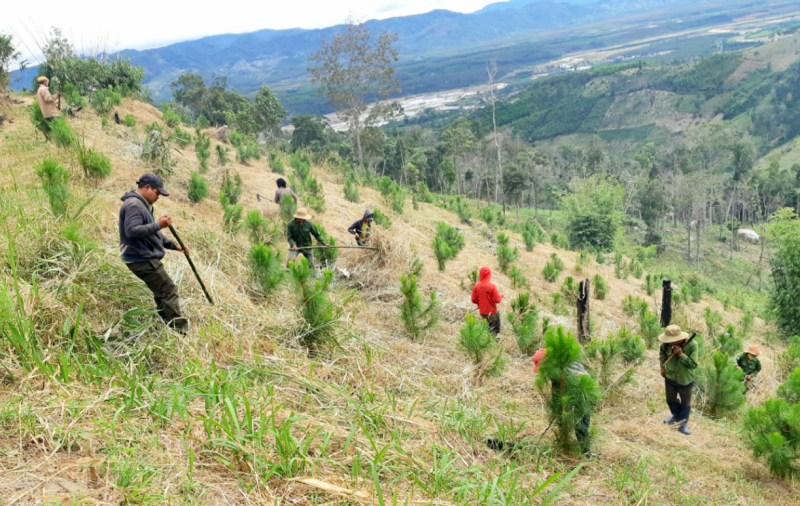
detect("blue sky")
[2,0,501,65]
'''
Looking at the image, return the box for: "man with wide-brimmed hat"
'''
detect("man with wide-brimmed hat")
[119,173,188,334]
[737,345,762,390]
[35,76,61,121]
[659,324,698,435]
[287,207,327,268]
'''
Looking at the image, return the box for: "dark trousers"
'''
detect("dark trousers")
[665,379,693,422]
[289,250,314,268]
[482,312,501,337]
[127,260,187,332]
[576,414,591,454]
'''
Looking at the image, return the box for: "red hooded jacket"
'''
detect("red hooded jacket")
[471,266,502,315]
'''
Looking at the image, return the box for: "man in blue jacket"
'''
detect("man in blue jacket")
[119,173,188,333]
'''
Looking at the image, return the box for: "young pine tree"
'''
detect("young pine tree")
[290,258,345,350]
[697,351,745,418]
[245,211,277,245]
[315,224,338,266]
[586,336,621,388]
[432,222,464,271]
[743,369,800,478]
[593,274,608,300]
[280,193,298,223]
[35,159,70,216]
[187,171,209,203]
[249,244,284,295]
[459,314,505,377]
[399,272,439,340]
[618,327,646,364]
[496,233,518,274]
[508,293,539,355]
[536,325,602,455]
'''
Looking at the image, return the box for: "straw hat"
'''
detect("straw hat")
[37,76,49,83]
[293,208,312,220]
[658,324,690,344]
[745,345,761,357]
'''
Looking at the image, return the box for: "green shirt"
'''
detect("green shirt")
[659,340,698,386]
[737,353,761,376]
[287,219,324,248]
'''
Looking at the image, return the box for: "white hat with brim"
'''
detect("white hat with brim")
[294,208,312,220]
[658,324,690,344]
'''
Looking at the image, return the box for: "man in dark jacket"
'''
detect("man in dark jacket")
[659,325,698,435]
[119,173,188,333]
[471,266,503,337]
[287,208,327,268]
[348,210,374,246]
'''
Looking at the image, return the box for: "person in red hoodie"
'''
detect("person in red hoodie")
[471,266,503,337]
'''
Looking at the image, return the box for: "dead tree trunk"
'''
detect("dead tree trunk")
[660,279,672,328]
[577,279,591,345]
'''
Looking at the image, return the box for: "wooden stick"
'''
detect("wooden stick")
[296,245,380,251]
[169,225,214,305]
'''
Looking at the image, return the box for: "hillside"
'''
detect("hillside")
[0,95,798,504]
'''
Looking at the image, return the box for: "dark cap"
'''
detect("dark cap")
[137,173,170,196]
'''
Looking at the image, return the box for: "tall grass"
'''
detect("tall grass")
[35,159,70,216]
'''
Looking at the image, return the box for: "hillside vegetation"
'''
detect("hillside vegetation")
[0,92,798,505]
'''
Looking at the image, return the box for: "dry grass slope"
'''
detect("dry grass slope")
[0,96,798,504]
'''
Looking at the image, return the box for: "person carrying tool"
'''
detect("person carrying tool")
[35,76,61,122]
[737,345,762,391]
[274,178,298,204]
[287,208,328,268]
[348,210,374,246]
[659,325,698,435]
[119,173,188,334]
[471,266,503,337]
[533,348,594,456]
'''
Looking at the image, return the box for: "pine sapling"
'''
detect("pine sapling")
[496,233,518,274]
[508,293,539,355]
[35,159,70,217]
[508,266,529,290]
[315,224,338,266]
[593,274,608,300]
[459,314,504,377]
[697,351,745,418]
[249,244,284,295]
[188,171,209,203]
[245,211,277,245]
[618,327,646,364]
[290,258,346,350]
[586,336,621,388]
[399,272,439,340]
[280,193,297,223]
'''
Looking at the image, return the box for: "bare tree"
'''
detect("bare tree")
[308,18,399,172]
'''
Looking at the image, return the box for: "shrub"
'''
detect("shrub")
[231,131,261,165]
[697,351,745,418]
[432,222,464,271]
[522,229,536,252]
[639,311,661,349]
[279,193,297,223]
[249,244,284,295]
[614,252,626,279]
[593,274,608,300]
[123,114,136,127]
[221,171,243,205]
[459,314,505,376]
[453,196,472,224]
[508,293,539,355]
[216,144,230,166]
[496,233,518,274]
[35,159,70,216]
[618,327,646,363]
[269,151,284,174]
[508,266,529,290]
[290,258,344,350]
[400,272,439,340]
[595,251,605,264]
[550,232,569,249]
[390,186,407,214]
[373,209,391,227]
[414,182,434,204]
[480,206,496,228]
[561,174,623,251]
[170,126,192,148]
[777,337,800,380]
[535,325,602,454]
[704,307,723,338]
[622,295,648,318]
[245,211,277,245]
[77,145,112,178]
[89,87,122,115]
[586,336,621,388]
[343,172,359,203]
[141,129,174,177]
[629,258,643,278]
[717,324,743,357]
[290,151,312,180]
[49,118,76,148]
[222,202,243,233]
[644,274,657,296]
[303,176,326,213]
[740,311,754,337]
[542,254,564,283]
[743,368,800,478]
[187,171,209,203]
[161,103,181,127]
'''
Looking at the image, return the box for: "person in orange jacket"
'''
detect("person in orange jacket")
[471,266,503,337]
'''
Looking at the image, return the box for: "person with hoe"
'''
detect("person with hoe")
[659,324,698,435]
[737,345,762,391]
[273,177,298,204]
[287,208,328,268]
[119,173,188,334]
[348,210,374,246]
[471,266,503,338]
[35,76,61,122]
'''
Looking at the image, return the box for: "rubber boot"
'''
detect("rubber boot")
[663,415,678,424]
[678,420,691,436]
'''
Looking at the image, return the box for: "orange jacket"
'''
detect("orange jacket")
[471,266,502,315]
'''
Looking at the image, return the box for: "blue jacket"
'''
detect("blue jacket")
[119,191,177,262]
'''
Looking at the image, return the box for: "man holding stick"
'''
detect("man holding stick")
[119,173,188,334]
[659,325,698,435]
[287,208,328,268]
[35,76,61,122]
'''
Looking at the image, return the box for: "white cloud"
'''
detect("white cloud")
[1,0,504,64]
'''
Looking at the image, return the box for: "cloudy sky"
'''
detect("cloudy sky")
[3,0,501,64]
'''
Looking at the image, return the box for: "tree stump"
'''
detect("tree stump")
[661,279,672,328]
[577,278,591,345]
